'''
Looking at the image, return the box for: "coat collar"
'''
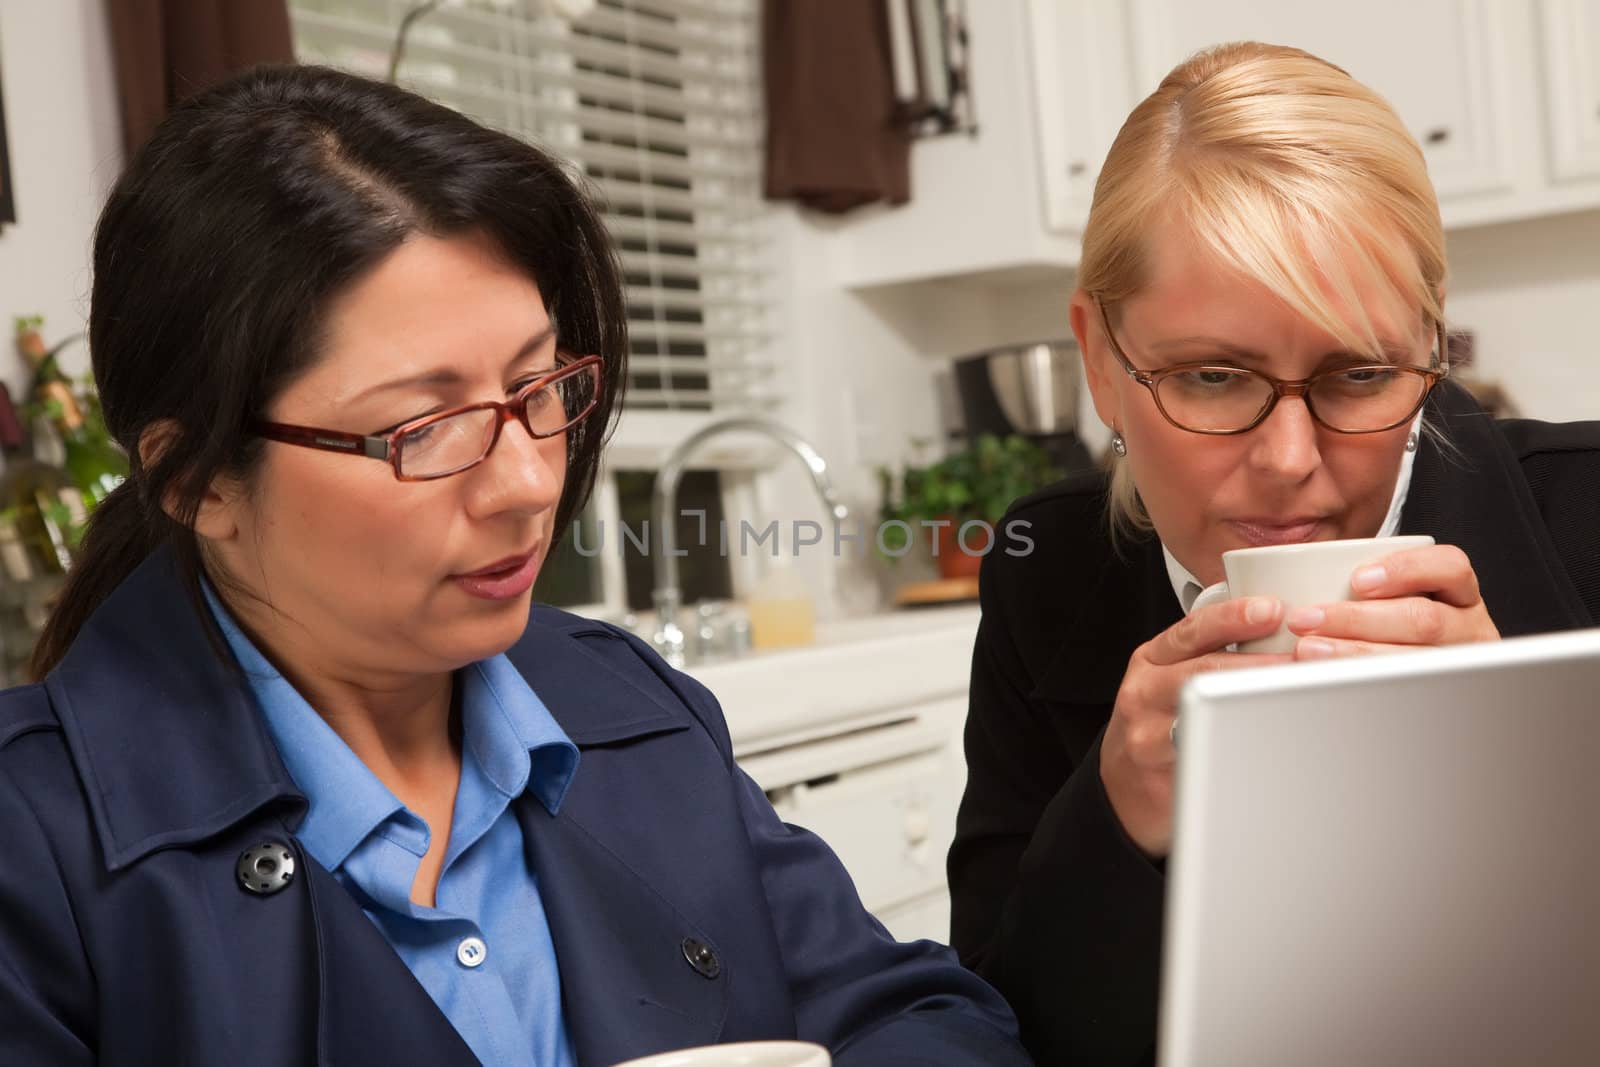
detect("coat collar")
[1398,383,1592,636]
[44,546,690,873]
[1030,383,1589,706]
[1030,530,1179,708]
[45,549,714,1063]
[507,621,732,1061]
[45,548,305,871]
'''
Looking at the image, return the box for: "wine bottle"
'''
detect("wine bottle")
[37,378,126,511]
[16,318,126,511]
[0,382,78,683]
[0,382,75,581]
[14,317,75,412]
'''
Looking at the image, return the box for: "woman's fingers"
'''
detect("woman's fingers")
[1285,544,1500,647]
[1292,636,1419,660]
[1105,620,1292,856]
[1120,649,1294,761]
[1286,596,1456,645]
[1348,543,1482,608]
[1108,541,1499,856]
[1175,648,1295,683]
[1143,595,1285,666]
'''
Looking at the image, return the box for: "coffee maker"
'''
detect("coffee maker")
[948,339,1097,477]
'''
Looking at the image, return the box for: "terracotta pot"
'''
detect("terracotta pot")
[931,516,992,580]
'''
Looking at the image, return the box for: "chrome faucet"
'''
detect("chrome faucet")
[651,417,850,668]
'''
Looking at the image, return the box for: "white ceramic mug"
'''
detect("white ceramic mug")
[610,1041,831,1067]
[1190,535,1437,654]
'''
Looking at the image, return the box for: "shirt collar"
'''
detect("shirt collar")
[200,582,579,871]
[1161,412,1423,614]
[461,653,579,816]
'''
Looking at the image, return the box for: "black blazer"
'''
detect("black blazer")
[947,383,1600,1066]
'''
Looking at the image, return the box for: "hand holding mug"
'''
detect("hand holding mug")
[1282,540,1501,658]
[1100,595,1292,857]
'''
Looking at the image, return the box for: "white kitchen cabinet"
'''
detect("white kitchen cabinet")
[876,887,955,946]
[1026,0,1141,233]
[1540,0,1600,184]
[831,0,1600,291]
[691,606,981,944]
[824,1,1081,289]
[759,699,967,929]
[1021,0,1600,236]
[1130,0,1520,205]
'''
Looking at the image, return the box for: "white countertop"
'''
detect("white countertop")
[682,603,983,755]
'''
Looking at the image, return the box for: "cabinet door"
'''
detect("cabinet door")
[1541,0,1600,183]
[1133,0,1517,202]
[876,887,953,945]
[761,696,968,922]
[1027,0,1140,232]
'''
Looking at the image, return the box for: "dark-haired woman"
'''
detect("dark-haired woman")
[0,65,1030,1067]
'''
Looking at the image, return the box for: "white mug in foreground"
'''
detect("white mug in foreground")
[1191,535,1436,654]
[610,1041,830,1067]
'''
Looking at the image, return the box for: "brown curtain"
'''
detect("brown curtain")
[104,0,296,158]
[762,0,911,214]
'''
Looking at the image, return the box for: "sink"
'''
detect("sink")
[678,602,984,751]
[607,601,983,670]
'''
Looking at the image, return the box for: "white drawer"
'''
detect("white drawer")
[875,886,953,945]
[764,730,966,915]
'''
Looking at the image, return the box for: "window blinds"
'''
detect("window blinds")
[291,0,774,414]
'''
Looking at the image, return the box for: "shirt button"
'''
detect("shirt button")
[456,936,488,968]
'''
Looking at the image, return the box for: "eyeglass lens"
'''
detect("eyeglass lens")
[1154,366,1431,433]
[396,363,598,478]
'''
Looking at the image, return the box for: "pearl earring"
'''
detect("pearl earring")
[1405,430,1418,453]
[1111,431,1127,457]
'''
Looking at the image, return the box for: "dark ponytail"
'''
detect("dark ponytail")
[28,64,627,679]
[29,481,163,679]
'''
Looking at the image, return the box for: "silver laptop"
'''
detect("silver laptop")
[1160,628,1600,1067]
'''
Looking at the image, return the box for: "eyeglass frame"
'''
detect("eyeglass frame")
[251,353,603,482]
[1092,295,1450,436]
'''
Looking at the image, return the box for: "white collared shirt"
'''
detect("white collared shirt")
[1161,415,1423,614]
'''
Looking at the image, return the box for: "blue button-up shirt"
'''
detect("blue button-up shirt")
[205,588,579,1067]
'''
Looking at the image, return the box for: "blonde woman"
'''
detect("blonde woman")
[947,42,1600,1065]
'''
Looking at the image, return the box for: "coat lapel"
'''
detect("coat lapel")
[1401,384,1591,636]
[45,550,305,871]
[47,550,483,1064]
[1030,531,1181,708]
[298,852,482,1066]
[517,798,730,1065]
[507,617,729,1065]
[48,556,738,1066]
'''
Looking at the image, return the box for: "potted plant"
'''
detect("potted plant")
[877,433,1062,580]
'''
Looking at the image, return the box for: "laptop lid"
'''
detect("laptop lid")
[1160,628,1600,1067]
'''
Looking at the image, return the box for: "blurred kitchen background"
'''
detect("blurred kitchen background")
[2,0,1597,941]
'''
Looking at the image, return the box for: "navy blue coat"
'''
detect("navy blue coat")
[0,550,1031,1066]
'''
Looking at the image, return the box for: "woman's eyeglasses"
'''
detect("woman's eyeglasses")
[1093,297,1448,435]
[253,355,602,481]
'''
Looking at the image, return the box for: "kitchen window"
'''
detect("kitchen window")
[292,0,777,615]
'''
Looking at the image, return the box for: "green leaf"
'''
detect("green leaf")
[874,433,1064,561]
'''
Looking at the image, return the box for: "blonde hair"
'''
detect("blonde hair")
[1079,42,1447,535]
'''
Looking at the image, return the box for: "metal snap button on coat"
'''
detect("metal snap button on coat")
[680,936,720,979]
[236,842,296,896]
[457,937,488,968]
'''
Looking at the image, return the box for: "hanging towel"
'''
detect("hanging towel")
[104,0,296,158]
[762,0,912,214]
